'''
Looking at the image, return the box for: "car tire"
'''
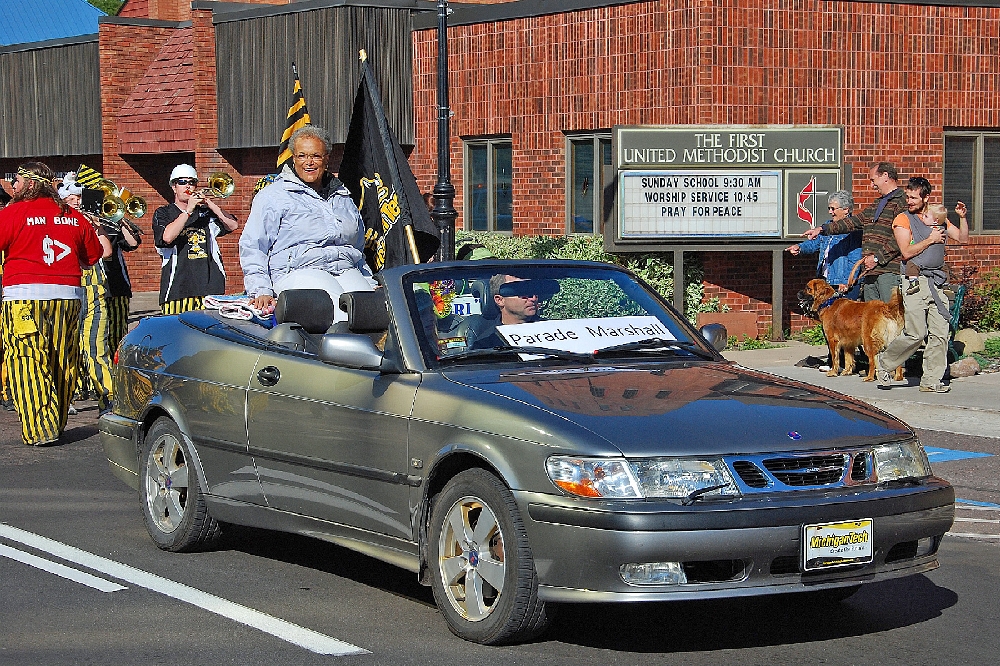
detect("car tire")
[141,416,222,552]
[429,468,552,645]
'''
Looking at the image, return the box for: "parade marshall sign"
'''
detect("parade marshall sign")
[496,316,675,356]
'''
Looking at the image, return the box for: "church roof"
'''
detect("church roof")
[0,0,105,47]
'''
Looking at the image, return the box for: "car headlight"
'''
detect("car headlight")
[545,457,643,498]
[630,458,739,499]
[545,456,739,500]
[873,440,932,482]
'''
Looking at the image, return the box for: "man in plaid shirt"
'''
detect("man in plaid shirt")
[804,162,905,302]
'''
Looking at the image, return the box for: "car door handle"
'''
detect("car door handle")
[257,366,280,386]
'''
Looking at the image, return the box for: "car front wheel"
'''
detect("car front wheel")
[429,468,552,644]
[141,416,222,552]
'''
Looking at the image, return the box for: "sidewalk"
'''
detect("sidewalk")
[723,340,1000,440]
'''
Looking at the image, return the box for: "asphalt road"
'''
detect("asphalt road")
[1,406,998,665]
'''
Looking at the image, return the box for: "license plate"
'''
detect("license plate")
[803,519,873,571]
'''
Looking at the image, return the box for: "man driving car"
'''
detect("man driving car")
[491,273,541,325]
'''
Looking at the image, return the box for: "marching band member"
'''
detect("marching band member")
[0,162,109,446]
[59,173,136,416]
[153,164,239,314]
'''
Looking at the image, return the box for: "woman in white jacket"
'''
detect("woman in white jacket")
[240,125,376,313]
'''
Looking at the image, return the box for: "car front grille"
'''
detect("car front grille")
[726,449,876,493]
[732,460,769,488]
[761,454,847,486]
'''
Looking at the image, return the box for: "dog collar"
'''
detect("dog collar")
[816,294,843,313]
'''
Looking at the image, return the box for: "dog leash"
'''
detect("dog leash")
[845,258,868,292]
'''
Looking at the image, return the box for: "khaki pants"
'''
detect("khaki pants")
[878,276,949,388]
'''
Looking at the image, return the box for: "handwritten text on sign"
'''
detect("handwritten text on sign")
[620,170,781,238]
[496,316,675,355]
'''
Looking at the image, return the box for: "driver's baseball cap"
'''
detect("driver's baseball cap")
[169,164,198,184]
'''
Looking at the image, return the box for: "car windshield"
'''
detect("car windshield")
[405,265,707,366]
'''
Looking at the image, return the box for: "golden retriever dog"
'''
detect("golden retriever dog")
[797,278,905,381]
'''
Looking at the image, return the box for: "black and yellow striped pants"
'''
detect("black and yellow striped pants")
[161,297,204,315]
[1,299,81,446]
[77,284,115,413]
[106,295,130,354]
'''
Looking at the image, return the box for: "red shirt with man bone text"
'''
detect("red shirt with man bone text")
[0,199,104,288]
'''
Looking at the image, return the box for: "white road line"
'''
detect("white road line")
[956,505,1000,511]
[0,543,127,592]
[0,523,368,656]
[954,517,1000,524]
[947,532,1000,540]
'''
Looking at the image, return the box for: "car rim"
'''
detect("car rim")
[437,494,507,622]
[144,431,189,534]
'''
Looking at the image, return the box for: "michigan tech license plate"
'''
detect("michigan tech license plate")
[803,519,874,571]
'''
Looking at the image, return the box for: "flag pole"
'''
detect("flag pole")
[431,0,456,261]
[358,49,422,264]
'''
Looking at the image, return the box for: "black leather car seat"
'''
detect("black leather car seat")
[455,278,500,348]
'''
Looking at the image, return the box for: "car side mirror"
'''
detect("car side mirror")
[317,334,399,373]
[700,323,728,352]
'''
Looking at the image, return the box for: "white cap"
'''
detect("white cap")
[169,164,198,184]
[58,173,84,198]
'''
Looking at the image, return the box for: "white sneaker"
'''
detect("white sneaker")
[67,404,78,415]
[818,365,831,373]
[875,358,892,390]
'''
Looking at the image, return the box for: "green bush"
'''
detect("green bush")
[794,324,827,346]
[456,232,714,324]
[984,336,1000,357]
[959,267,1000,333]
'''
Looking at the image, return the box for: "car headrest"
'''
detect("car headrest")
[339,290,390,333]
[274,289,335,334]
[469,279,500,320]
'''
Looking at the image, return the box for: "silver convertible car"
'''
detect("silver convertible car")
[100,260,954,644]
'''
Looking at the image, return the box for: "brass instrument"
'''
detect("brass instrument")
[101,195,126,224]
[92,179,146,236]
[198,172,235,199]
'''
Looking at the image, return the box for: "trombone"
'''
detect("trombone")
[196,172,235,200]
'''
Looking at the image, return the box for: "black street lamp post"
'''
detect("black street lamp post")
[431,0,456,261]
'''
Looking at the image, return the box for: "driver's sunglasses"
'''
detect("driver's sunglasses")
[173,178,198,186]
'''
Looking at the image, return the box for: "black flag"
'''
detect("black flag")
[340,53,439,272]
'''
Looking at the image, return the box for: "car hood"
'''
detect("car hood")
[440,362,912,456]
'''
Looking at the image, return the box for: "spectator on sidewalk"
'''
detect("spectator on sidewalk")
[877,179,969,393]
[804,162,905,302]
[786,190,863,299]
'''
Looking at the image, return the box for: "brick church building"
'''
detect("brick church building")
[2,0,999,336]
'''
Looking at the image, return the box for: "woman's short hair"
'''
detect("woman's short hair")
[290,125,333,155]
[828,190,854,211]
